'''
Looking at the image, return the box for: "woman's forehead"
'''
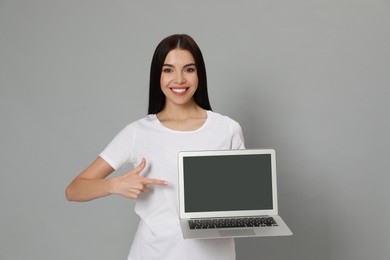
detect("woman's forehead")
[164,49,195,64]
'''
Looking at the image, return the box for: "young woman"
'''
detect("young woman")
[66,34,245,260]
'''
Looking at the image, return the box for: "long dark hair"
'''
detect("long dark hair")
[148,34,212,114]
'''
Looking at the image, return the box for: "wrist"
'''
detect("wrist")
[107,177,118,195]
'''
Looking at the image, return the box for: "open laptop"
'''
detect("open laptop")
[178,149,292,239]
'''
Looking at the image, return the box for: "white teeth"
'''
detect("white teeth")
[172,88,187,93]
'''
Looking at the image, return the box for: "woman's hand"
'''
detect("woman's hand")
[111,158,168,199]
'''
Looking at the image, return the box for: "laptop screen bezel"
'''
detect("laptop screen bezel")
[178,149,279,219]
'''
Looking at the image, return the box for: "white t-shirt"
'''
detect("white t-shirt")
[100,110,245,260]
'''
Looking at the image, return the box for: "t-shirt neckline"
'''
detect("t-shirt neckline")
[152,110,211,134]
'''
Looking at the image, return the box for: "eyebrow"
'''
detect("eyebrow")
[162,63,196,67]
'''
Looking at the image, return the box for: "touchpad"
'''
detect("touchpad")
[219,229,256,237]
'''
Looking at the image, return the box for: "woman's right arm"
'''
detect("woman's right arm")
[66,157,167,202]
[65,157,116,202]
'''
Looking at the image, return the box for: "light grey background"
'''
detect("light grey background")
[1,0,389,259]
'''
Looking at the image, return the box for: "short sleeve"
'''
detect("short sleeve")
[231,121,245,149]
[99,123,137,170]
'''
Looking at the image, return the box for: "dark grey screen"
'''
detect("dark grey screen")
[183,154,273,212]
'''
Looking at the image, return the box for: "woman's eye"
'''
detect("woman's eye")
[162,68,172,73]
[185,67,196,73]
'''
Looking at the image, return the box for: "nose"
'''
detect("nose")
[175,72,186,84]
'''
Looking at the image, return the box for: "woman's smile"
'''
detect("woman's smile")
[171,87,190,95]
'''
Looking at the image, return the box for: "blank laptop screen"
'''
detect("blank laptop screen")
[183,154,273,213]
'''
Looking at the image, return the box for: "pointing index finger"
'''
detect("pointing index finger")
[142,177,168,186]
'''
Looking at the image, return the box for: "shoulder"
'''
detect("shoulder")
[206,111,245,148]
[111,115,153,140]
[207,111,241,128]
[121,115,157,131]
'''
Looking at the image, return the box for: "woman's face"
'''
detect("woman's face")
[160,49,198,108]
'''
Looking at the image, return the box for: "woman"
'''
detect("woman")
[66,34,245,260]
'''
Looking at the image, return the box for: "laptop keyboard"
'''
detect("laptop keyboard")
[188,216,278,229]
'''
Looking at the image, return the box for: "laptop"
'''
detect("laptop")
[178,149,293,239]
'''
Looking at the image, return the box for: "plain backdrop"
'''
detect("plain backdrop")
[1,0,389,259]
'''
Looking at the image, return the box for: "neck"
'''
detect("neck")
[156,101,208,131]
[157,101,205,121]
